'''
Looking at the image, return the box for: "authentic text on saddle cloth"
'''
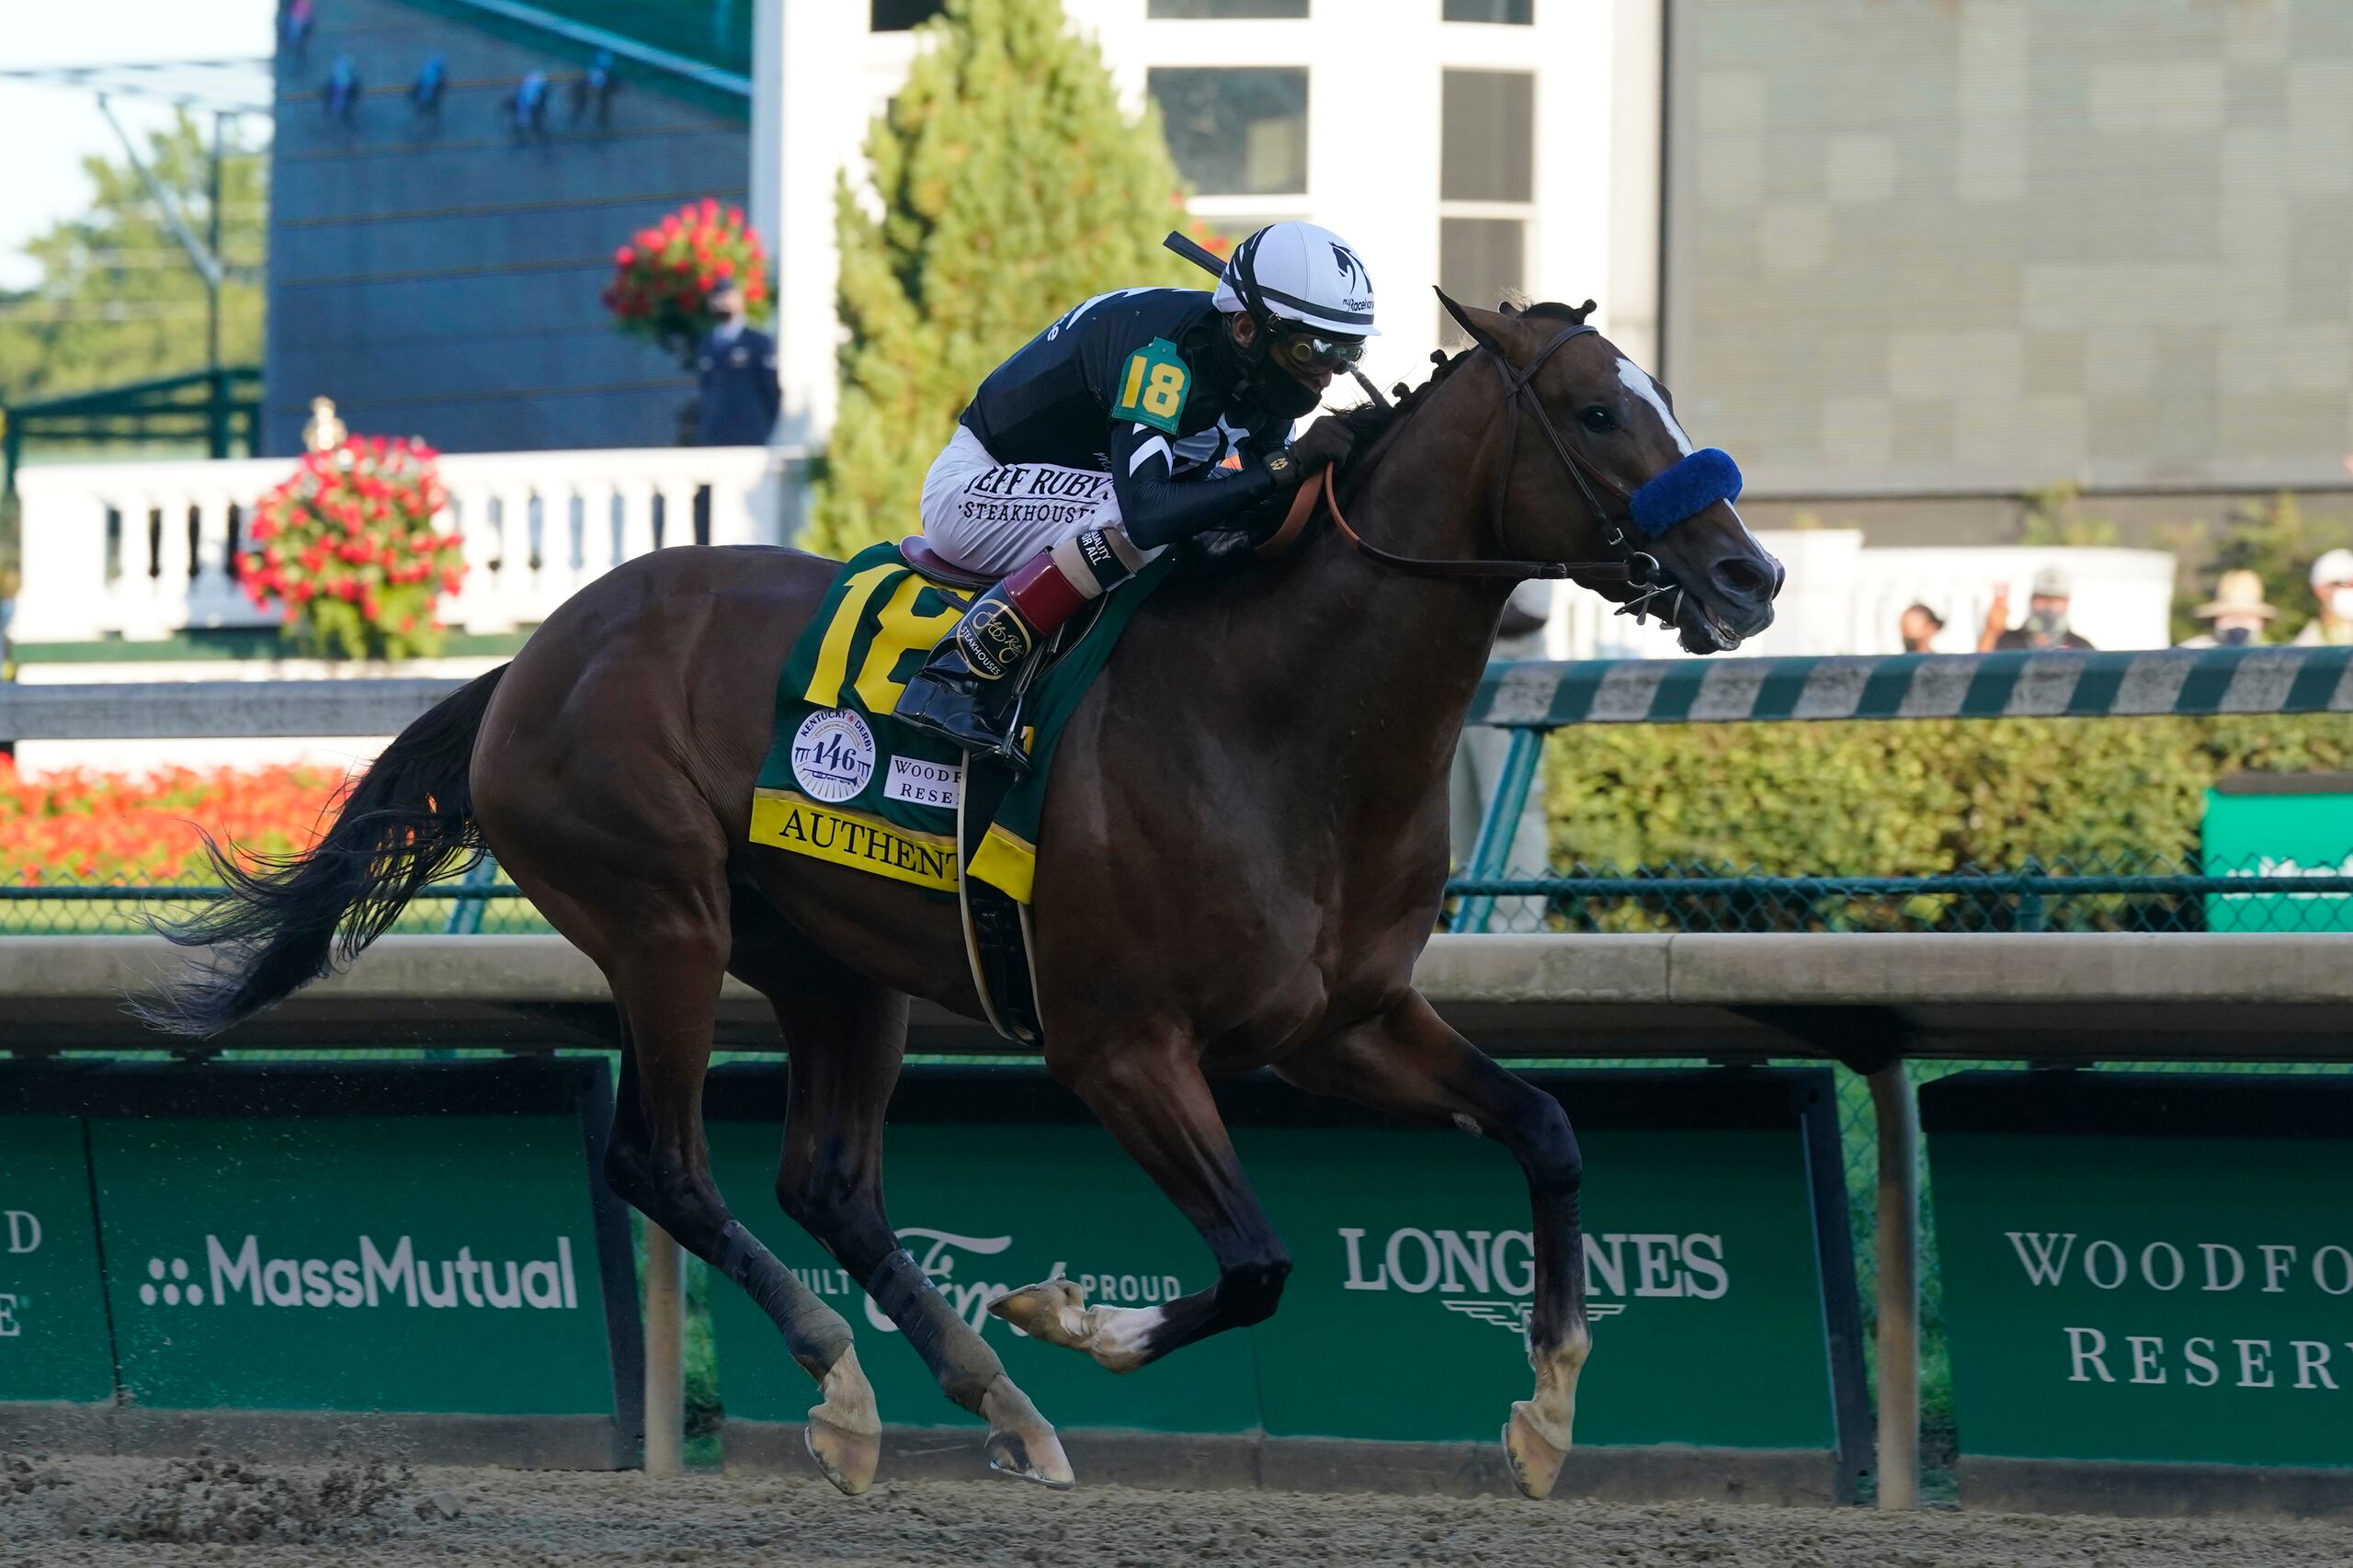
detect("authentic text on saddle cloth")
[750,541,1172,901]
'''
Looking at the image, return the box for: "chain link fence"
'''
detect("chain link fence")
[1445,849,2353,934]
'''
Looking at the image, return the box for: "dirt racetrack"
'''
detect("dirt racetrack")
[6,1450,2349,1567]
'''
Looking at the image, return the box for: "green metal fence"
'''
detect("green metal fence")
[7,848,2350,937]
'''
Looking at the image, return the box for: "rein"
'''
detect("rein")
[1268,312,1679,616]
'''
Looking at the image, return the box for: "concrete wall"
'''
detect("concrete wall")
[267,0,749,454]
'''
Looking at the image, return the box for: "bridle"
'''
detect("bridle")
[1267,309,1687,627]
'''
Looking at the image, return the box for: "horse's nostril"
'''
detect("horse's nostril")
[1713,555,1775,603]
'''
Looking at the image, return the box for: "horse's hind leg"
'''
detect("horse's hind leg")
[733,929,1072,1487]
[597,930,881,1494]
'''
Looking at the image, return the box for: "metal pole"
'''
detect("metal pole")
[642,1222,686,1475]
[1454,726,1543,935]
[206,112,226,459]
[1868,1061,1920,1510]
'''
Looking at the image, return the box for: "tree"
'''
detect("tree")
[804,0,1198,559]
[0,112,267,410]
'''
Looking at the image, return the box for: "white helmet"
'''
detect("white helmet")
[1212,221,1380,338]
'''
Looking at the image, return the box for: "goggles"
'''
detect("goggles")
[1269,328,1367,369]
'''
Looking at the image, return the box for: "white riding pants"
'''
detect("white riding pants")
[919,426,1138,576]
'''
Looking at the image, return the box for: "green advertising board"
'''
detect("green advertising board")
[0,1117,113,1404]
[2202,773,2353,931]
[1928,1073,2353,1506]
[705,1067,1866,1493]
[0,1061,642,1464]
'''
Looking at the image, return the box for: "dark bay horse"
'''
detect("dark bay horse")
[146,297,1780,1499]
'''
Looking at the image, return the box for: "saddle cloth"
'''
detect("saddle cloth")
[750,540,1173,903]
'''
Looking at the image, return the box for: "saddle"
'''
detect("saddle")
[898,537,999,590]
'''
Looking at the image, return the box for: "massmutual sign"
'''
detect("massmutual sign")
[1929,1073,2353,1471]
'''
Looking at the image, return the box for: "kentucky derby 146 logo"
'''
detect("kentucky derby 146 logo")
[1337,1225,1730,1332]
[790,709,877,803]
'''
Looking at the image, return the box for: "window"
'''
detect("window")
[1439,219,1525,322]
[1150,0,1308,15]
[870,0,944,30]
[1148,68,1310,196]
[1444,0,1533,21]
[1441,70,1534,202]
[1437,69,1535,343]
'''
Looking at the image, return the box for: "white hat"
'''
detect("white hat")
[1212,222,1380,338]
[2310,548,2353,588]
[2030,564,2072,598]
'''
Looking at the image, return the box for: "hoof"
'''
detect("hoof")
[1504,1401,1569,1500]
[803,1346,881,1496]
[980,1371,1074,1489]
[805,1413,881,1496]
[985,1425,1074,1490]
[989,1277,1090,1349]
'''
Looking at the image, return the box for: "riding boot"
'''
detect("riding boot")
[895,527,1145,770]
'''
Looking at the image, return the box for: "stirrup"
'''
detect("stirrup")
[897,668,1034,778]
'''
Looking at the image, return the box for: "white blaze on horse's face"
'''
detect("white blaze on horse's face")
[1614,358,1694,457]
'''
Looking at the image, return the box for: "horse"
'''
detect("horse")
[142,294,1781,1500]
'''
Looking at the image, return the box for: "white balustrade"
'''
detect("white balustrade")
[11,446,803,644]
[1549,530,2180,661]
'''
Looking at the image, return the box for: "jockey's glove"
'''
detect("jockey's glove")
[1286,415,1357,478]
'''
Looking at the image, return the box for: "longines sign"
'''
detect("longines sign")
[1928,1072,2353,1473]
[705,1067,1869,1475]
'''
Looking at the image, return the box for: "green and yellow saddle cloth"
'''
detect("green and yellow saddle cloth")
[751,540,1173,1040]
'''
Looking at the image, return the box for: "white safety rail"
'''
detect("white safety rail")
[11,445,803,643]
[1548,528,2178,661]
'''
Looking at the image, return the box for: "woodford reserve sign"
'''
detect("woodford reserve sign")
[1927,1072,2353,1509]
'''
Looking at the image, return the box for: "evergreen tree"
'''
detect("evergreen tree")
[805,0,1198,558]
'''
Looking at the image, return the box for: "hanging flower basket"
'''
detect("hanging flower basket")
[603,198,771,364]
[238,435,464,661]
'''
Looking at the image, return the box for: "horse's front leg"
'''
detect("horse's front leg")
[1280,991,1588,1500]
[992,1027,1290,1371]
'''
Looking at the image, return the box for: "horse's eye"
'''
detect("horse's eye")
[1579,405,1617,433]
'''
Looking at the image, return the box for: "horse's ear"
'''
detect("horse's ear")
[1434,287,1505,352]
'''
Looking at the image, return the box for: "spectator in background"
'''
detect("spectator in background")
[2296,549,2353,646]
[324,56,362,123]
[412,53,448,115]
[1980,564,2094,652]
[510,71,551,139]
[1899,602,1946,653]
[572,51,621,127]
[1449,581,1553,932]
[695,281,779,447]
[2180,569,2277,648]
[284,0,316,65]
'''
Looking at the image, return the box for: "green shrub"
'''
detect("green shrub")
[1546,714,2353,875]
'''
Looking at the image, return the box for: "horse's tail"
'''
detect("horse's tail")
[134,665,509,1037]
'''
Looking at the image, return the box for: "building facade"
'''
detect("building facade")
[1665,0,2353,505]
[756,0,1665,448]
[266,0,751,454]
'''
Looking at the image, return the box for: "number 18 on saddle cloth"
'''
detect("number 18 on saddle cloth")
[748,540,1173,902]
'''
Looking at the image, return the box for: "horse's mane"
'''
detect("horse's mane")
[1332,297,1597,469]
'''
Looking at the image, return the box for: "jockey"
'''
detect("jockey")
[894,220,1377,762]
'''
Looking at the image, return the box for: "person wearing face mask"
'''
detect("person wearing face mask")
[1980,564,2095,652]
[694,280,779,448]
[2294,549,2353,646]
[2180,570,2277,648]
[896,221,1374,761]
